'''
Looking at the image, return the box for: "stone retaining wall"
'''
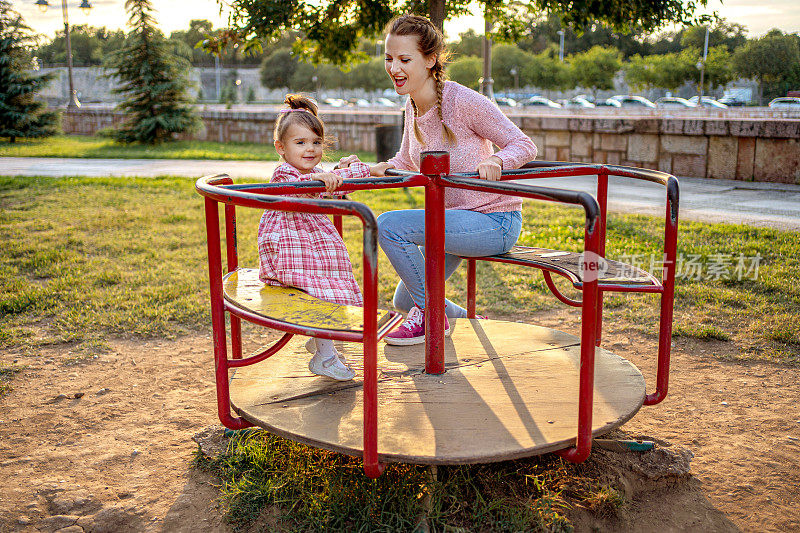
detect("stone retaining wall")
[62,107,402,154]
[62,108,800,183]
[516,116,800,184]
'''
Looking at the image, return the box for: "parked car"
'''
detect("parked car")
[494,96,518,107]
[718,95,746,106]
[655,96,696,109]
[323,97,346,107]
[768,97,800,109]
[595,98,622,108]
[563,96,595,108]
[373,97,398,108]
[518,96,561,108]
[609,95,656,108]
[347,98,371,108]
[688,96,728,108]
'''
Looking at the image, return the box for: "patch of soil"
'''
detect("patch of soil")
[1,314,799,532]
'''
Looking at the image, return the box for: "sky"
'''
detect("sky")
[12,0,800,41]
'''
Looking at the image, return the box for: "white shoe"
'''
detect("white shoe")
[308,352,355,381]
[305,338,347,364]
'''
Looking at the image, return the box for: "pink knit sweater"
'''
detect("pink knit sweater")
[388,81,538,213]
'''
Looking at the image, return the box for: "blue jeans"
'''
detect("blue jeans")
[377,209,522,318]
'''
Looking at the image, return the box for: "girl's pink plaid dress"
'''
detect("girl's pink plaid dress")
[257,161,369,306]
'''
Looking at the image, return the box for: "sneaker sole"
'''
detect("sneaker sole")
[305,338,347,364]
[308,359,354,381]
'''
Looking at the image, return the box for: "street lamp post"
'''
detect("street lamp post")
[480,14,494,100]
[510,67,519,93]
[35,0,92,109]
[557,30,565,62]
[698,26,710,100]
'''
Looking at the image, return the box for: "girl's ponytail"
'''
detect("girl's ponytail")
[274,93,325,144]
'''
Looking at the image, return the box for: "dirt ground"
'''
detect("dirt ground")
[1,312,799,532]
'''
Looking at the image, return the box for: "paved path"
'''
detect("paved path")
[3,156,799,231]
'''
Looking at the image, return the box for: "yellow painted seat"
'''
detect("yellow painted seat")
[223,268,394,333]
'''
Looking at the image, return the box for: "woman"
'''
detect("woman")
[370,14,537,346]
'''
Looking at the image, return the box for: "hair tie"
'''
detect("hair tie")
[279,108,308,114]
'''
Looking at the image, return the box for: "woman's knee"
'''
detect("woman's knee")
[377,209,423,247]
[376,210,399,243]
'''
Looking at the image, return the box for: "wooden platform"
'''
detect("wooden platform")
[230,319,646,464]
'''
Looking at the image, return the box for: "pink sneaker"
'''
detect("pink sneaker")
[384,306,451,346]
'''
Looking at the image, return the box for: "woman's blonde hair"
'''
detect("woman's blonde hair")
[385,14,456,146]
[273,93,325,144]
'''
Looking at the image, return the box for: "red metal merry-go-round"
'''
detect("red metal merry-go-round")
[195,151,679,478]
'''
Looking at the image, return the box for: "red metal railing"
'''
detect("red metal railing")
[196,153,679,474]
[196,173,415,477]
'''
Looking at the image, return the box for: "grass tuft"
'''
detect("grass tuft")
[0,363,24,397]
[672,324,731,341]
[198,430,576,532]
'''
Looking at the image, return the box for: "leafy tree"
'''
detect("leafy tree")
[680,20,747,53]
[694,45,734,93]
[35,25,126,66]
[522,47,572,91]
[626,44,734,94]
[168,19,216,65]
[260,48,297,89]
[215,0,711,66]
[106,0,200,144]
[447,56,482,90]
[290,61,320,92]
[490,44,531,90]
[449,29,483,58]
[0,0,58,142]
[343,57,386,91]
[168,19,269,67]
[733,29,800,104]
[517,14,653,58]
[567,45,622,97]
[624,54,659,90]
[625,51,694,91]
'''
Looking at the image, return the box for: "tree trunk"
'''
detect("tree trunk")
[758,78,763,106]
[429,0,445,32]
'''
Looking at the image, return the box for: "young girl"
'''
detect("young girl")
[257,94,370,380]
[370,14,538,345]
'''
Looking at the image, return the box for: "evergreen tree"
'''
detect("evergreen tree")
[0,1,58,143]
[106,0,200,144]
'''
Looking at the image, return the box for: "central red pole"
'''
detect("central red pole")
[421,152,450,374]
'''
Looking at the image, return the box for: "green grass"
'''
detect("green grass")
[196,430,576,532]
[3,174,799,529]
[672,324,731,341]
[1,174,798,367]
[0,363,23,397]
[0,135,375,162]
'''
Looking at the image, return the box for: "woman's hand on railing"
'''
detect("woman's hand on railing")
[334,154,361,169]
[369,162,395,177]
[477,155,503,181]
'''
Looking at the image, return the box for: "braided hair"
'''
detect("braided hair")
[386,14,456,146]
